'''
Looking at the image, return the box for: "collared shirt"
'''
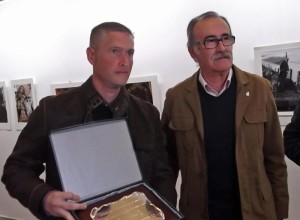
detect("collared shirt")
[198,68,233,97]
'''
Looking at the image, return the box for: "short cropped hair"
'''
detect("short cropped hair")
[89,22,134,48]
[187,11,232,47]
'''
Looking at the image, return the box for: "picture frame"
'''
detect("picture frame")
[50,82,83,96]
[50,76,161,112]
[126,75,161,112]
[0,81,11,130]
[254,42,300,126]
[11,78,37,130]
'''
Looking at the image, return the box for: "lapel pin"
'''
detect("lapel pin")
[246,91,250,96]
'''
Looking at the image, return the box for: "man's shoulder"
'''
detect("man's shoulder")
[167,73,198,94]
[127,94,160,122]
[128,94,158,111]
[233,65,270,87]
[40,86,83,109]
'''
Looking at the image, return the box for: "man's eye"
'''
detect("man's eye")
[127,50,134,57]
[206,38,217,43]
[222,36,230,40]
[111,48,119,54]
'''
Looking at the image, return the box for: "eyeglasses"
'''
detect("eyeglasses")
[194,35,235,49]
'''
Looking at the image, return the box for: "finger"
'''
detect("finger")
[62,210,75,220]
[61,192,87,211]
[63,201,87,211]
[44,191,86,217]
[63,191,81,201]
[54,207,75,220]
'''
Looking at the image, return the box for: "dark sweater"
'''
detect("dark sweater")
[198,73,242,219]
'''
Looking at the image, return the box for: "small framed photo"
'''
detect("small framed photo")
[254,42,300,125]
[0,81,11,130]
[11,78,37,130]
[126,75,161,112]
[50,82,83,96]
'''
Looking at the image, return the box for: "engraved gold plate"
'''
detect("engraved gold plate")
[90,191,165,220]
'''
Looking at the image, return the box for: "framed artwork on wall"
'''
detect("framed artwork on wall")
[11,78,37,130]
[126,75,161,112]
[50,82,83,96]
[254,42,300,125]
[0,81,11,130]
[50,76,161,112]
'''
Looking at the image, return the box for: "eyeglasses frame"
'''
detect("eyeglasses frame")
[194,35,235,49]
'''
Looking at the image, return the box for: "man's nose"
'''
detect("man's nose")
[119,54,130,66]
[216,40,226,51]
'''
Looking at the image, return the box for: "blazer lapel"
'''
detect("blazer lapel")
[184,72,205,143]
[234,65,251,131]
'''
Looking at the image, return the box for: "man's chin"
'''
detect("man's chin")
[114,76,130,86]
[113,81,128,88]
[213,63,232,72]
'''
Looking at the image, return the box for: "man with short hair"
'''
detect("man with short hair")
[2,22,177,220]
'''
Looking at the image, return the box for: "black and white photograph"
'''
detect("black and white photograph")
[255,42,300,114]
[11,78,37,130]
[0,81,11,130]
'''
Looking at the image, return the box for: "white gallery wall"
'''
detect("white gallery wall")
[0,0,299,219]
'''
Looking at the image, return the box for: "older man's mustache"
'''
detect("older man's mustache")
[213,52,231,60]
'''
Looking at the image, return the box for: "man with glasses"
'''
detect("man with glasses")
[161,11,288,220]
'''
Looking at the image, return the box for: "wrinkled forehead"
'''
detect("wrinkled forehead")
[91,30,134,49]
[96,31,134,48]
[193,17,231,39]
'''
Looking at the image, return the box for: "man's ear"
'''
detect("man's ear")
[86,47,95,65]
[188,46,198,63]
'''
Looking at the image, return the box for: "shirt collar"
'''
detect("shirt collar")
[81,76,129,118]
[198,68,233,97]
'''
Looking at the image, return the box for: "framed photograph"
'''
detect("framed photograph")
[126,75,161,112]
[11,78,37,130]
[50,82,83,96]
[254,42,300,125]
[50,77,161,111]
[0,81,11,130]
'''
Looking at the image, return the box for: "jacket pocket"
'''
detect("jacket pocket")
[241,110,266,151]
[168,117,196,151]
[169,117,194,131]
[251,182,276,219]
[260,181,273,201]
[243,109,266,124]
[168,116,202,199]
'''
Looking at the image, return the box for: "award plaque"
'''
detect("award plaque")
[74,182,182,220]
[89,192,164,220]
[50,119,184,220]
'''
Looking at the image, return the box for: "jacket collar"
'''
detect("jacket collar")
[233,65,252,130]
[80,76,129,118]
[183,64,250,92]
[182,64,252,137]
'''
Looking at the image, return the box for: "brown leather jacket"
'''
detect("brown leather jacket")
[2,76,177,219]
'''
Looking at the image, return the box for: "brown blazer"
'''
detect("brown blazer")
[161,65,289,220]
